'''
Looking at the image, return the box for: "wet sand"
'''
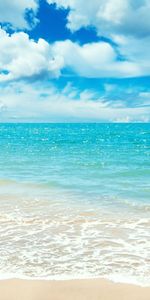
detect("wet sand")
[0,279,150,300]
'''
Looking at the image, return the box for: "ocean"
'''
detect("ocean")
[0,123,149,285]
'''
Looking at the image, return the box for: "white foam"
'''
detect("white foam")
[0,194,149,287]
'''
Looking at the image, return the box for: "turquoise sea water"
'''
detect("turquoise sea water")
[0,123,150,285]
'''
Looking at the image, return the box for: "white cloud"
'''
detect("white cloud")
[0,28,142,81]
[47,0,150,38]
[47,0,150,77]
[0,0,38,29]
[112,35,150,76]
[0,28,63,81]
[52,40,141,78]
[0,1,150,80]
[0,81,149,123]
[0,29,148,80]
[0,0,149,123]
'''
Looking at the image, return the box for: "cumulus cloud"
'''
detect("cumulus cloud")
[52,40,141,78]
[0,28,148,80]
[0,28,63,81]
[0,0,38,29]
[0,1,150,81]
[112,35,150,76]
[0,28,142,81]
[0,0,149,123]
[0,1,150,79]
[47,0,150,38]
[0,81,149,122]
[47,0,150,77]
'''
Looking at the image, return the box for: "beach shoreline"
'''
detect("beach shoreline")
[0,279,150,300]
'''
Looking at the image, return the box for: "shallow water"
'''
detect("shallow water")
[0,123,150,285]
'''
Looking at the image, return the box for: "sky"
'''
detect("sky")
[0,0,150,122]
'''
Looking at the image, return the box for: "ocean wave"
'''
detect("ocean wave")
[0,201,149,287]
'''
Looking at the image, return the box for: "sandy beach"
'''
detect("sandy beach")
[0,279,149,300]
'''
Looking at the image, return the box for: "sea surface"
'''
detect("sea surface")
[0,123,150,285]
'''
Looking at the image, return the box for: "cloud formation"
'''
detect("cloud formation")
[0,81,149,123]
[47,0,150,38]
[0,0,149,122]
[0,29,143,81]
[52,40,141,78]
[0,0,38,29]
[0,28,63,81]
[0,1,150,80]
[47,0,150,77]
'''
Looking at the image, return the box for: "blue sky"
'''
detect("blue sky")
[0,0,150,122]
